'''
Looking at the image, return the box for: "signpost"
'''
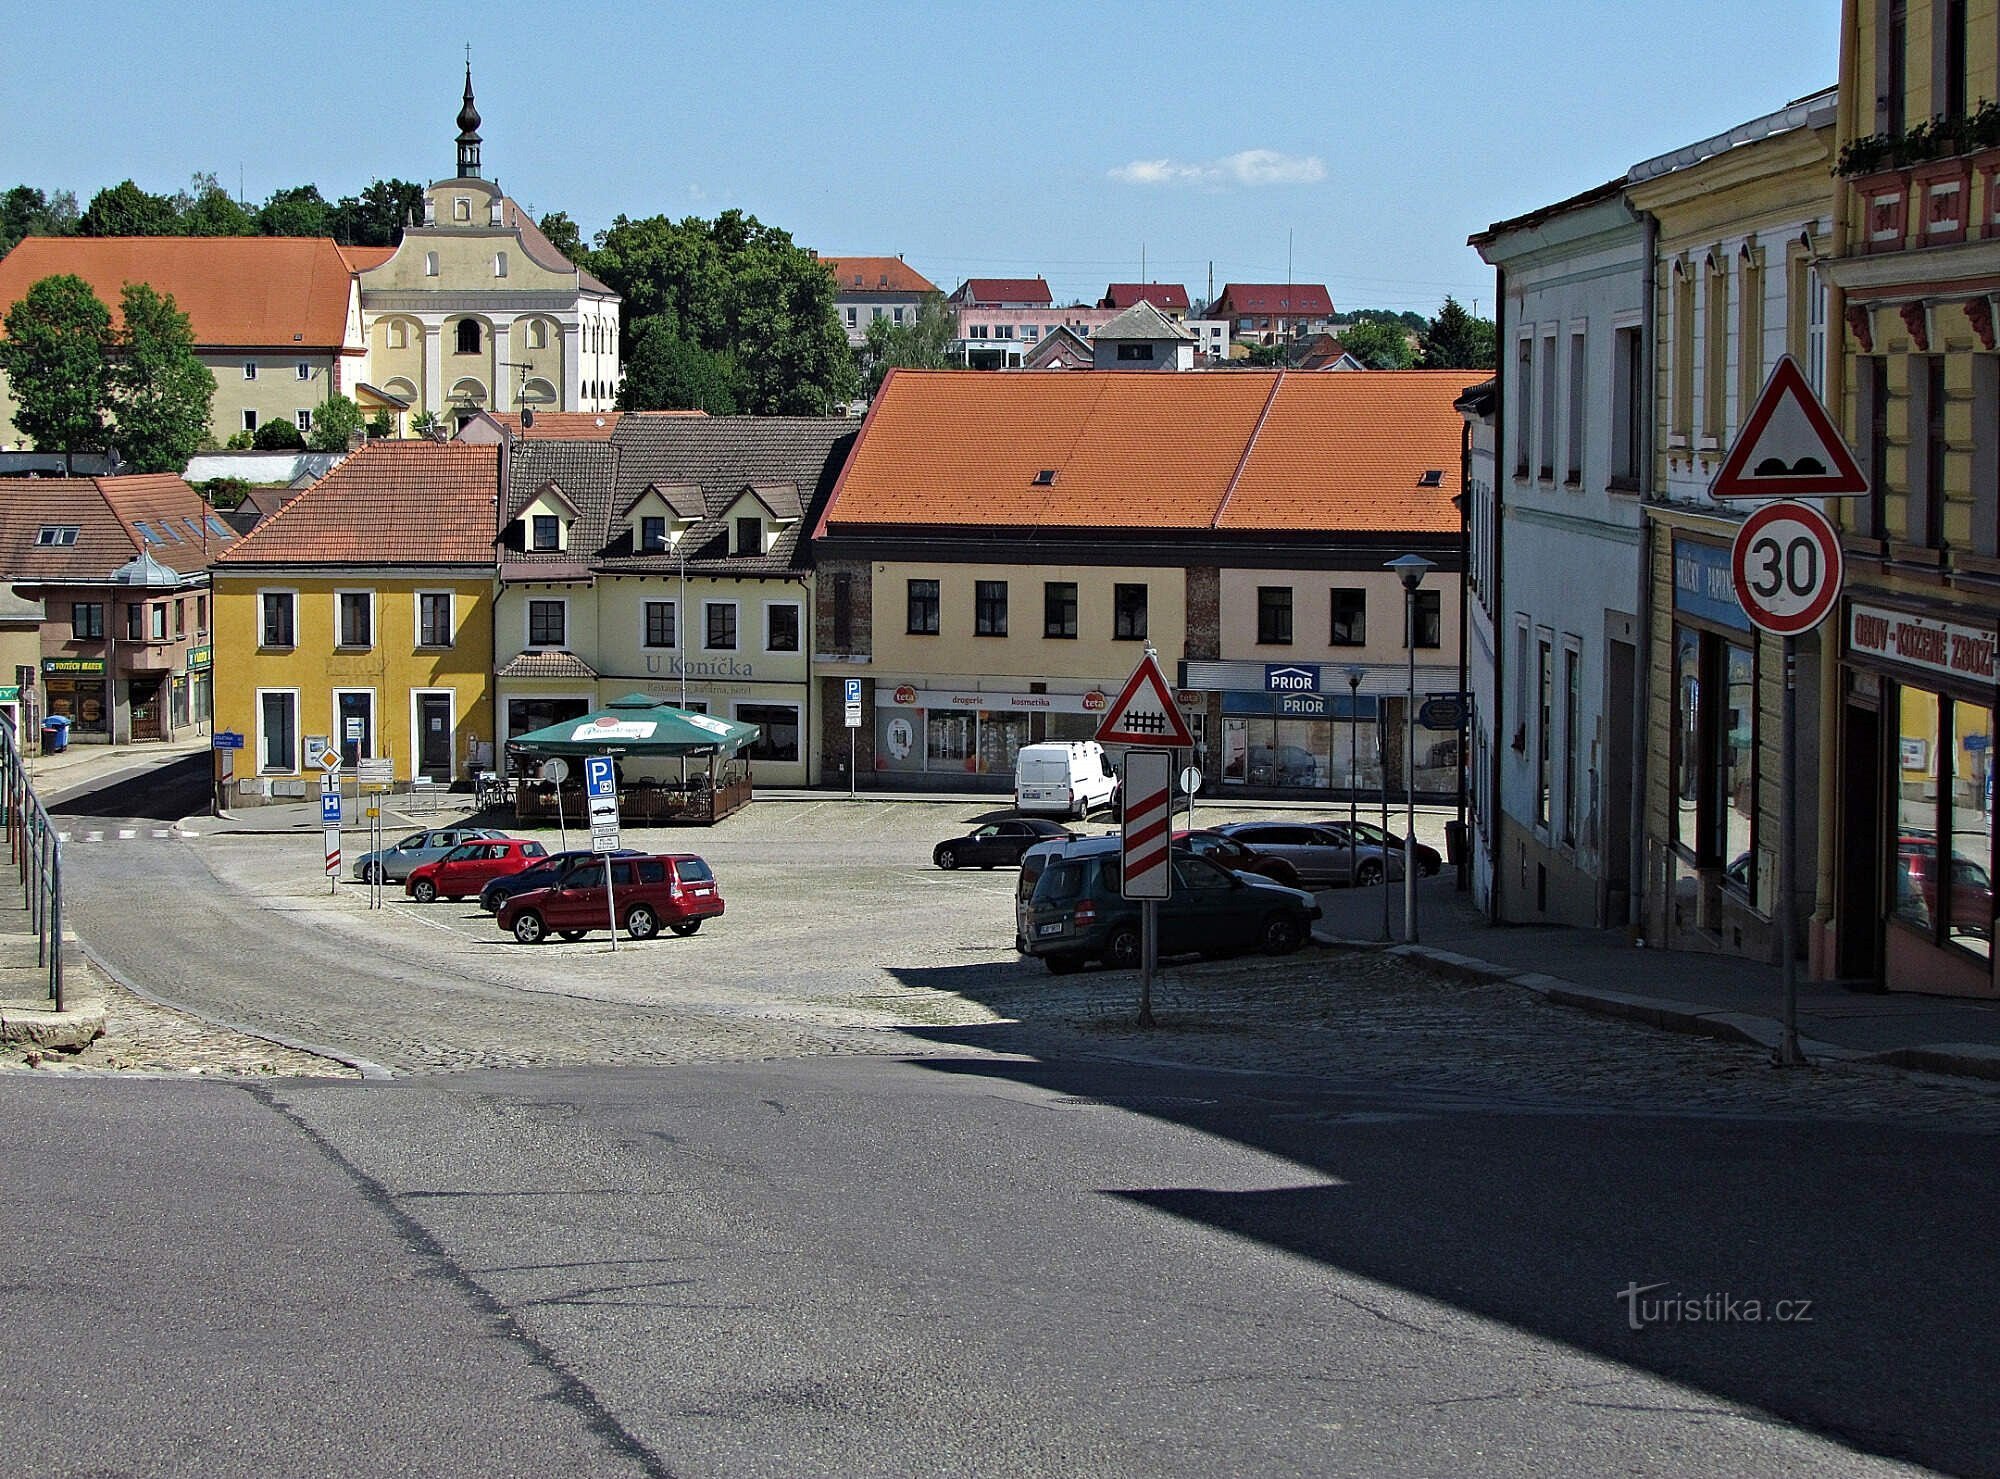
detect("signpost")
[585,755,621,952]
[541,757,570,850]
[845,677,862,801]
[1098,650,1194,1027]
[321,780,341,893]
[1178,763,1202,836]
[211,730,244,751]
[1713,356,1865,1068]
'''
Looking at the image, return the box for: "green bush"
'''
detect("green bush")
[251,418,305,451]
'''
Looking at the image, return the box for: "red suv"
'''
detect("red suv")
[497,854,724,943]
[406,838,549,902]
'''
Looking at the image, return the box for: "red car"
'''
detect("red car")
[406,837,549,902]
[497,853,723,943]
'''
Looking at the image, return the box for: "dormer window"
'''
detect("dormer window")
[1418,469,1444,488]
[532,515,560,552]
[640,516,667,553]
[735,517,762,557]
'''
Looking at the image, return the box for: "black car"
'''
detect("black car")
[480,848,642,912]
[934,818,1074,870]
[1334,818,1443,876]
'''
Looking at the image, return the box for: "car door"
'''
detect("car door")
[1164,856,1255,953]
[552,860,607,929]
[993,821,1039,864]
[964,825,1003,866]
[444,842,498,895]
[1235,825,1323,884]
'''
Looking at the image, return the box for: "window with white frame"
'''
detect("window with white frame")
[243,361,258,381]
[242,409,259,432]
[765,601,800,653]
[337,591,373,648]
[527,599,566,648]
[705,601,738,650]
[295,362,311,381]
[258,690,297,774]
[417,591,453,648]
[643,600,676,648]
[259,590,296,648]
[296,409,312,432]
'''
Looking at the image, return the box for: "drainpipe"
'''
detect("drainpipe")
[1630,206,1659,932]
[1487,266,1507,923]
[1456,415,1471,893]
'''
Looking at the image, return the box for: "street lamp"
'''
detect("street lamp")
[1345,665,1365,914]
[1385,554,1435,944]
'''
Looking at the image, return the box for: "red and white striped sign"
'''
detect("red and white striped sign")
[1120,748,1174,900]
[324,826,341,877]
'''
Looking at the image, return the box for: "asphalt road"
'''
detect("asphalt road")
[8,767,1998,1475]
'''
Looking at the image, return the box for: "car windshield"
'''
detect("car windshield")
[676,858,714,882]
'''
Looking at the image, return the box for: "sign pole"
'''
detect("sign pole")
[1777,637,1803,1067]
[849,728,856,802]
[1141,898,1156,1028]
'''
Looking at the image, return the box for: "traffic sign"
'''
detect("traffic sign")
[1730,500,1844,636]
[1096,651,1195,748]
[844,676,862,729]
[320,791,342,826]
[1710,355,1869,500]
[539,757,569,784]
[1120,748,1174,901]
[584,755,616,800]
[211,730,244,750]
[356,757,393,784]
[313,745,342,773]
[1178,764,1203,796]
[324,830,340,877]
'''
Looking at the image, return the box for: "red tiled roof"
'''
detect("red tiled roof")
[487,412,624,440]
[0,236,360,349]
[216,441,499,565]
[950,277,1053,306]
[0,474,231,580]
[818,369,1470,537]
[1101,283,1191,311]
[1212,283,1335,317]
[820,256,937,294]
[337,244,398,272]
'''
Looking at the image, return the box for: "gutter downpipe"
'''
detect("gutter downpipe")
[1456,413,1471,893]
[1630,204,1658,931]
[1487,265,1507,923]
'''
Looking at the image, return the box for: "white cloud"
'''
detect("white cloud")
[1109,149,1326,189]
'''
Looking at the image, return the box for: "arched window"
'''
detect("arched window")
[528,319,548,350]
[386,320,407,349]
[456,320,482,355]
[424,252,439,277]
[453,197,470,221]
[494,251,508,278]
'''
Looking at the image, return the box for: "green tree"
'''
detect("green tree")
[618,318,740,413]
[586,209,857,414]
[252,417,306,450]
[257,184,329,237]
[1340,319,1416,370]
[1,185,78,254]
[305,392,364,451]
[0,274,113,470]
[537,210,586,264]
[410,409,441,439]
[1418,296,1496,370]
[109,283,216,472]
[197,476,250,509]
[79,179,179,236]
[327,179,425,247]
[857,292,956,394]
[175,173,255,236]
[1346,307,1427,333]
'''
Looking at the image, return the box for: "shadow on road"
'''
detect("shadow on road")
[885,964,2000,1477]
[46,754,211,821]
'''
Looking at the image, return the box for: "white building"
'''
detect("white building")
[1457,378,1498,912]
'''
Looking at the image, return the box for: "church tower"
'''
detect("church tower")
[455,65,482,179]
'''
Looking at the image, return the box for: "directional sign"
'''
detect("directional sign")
[211,730,245,750]
[320,791,342,826]
[1731,500,1844,636]
[356,757,393,784]
[1120,748,1175,901]
[1710,355,1869,500]
[1096,651,1196,748]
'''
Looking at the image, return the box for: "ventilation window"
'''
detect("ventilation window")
[1417,470,1444,488]
[1032,469,1057,486]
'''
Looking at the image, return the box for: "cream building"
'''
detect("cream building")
[354,70,621,427]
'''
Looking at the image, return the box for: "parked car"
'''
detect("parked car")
[406,838,550,902]
[1246,743,1319,788]
[1213,820,1404,888]
[1014,741,1120,819]
[1896,834,1994,937]
[1329,817,1443,877]
[353,826,505,884]
[480,848,642,913]
[1021,847,1321,973]
[1175,828,1304,888]
[497,854,723,943]
[934,818,1074,870]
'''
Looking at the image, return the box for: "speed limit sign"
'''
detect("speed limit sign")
[1730,500,1843,636]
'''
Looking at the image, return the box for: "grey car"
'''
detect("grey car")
[352,826,506,883]
[1213,820,1406,888]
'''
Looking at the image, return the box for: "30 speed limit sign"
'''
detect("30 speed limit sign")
[1730,500,1843,636]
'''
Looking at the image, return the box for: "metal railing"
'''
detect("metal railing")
[0,721,62,1009]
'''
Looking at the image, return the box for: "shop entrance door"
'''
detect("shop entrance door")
[418,694,453,778]
[1836,700,1883,983]
[129,677,163,740]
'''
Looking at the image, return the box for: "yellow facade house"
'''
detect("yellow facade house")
[210,441,498,804]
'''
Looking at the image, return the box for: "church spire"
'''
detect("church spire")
[456,59,482,178]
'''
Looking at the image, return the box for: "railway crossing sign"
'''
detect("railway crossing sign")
[1710,355,1869,501]
[1730,500,1844,636]
[1120,748,1174,901]
[1096,650,1195,748]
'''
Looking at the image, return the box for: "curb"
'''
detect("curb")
[0,995,106,1050]
[1316,927,2000,1084]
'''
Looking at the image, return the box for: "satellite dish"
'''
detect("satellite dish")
[520,407,535,429]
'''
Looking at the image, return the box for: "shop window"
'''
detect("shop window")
[907,579,939,635]
[1044,581,1078,639]
[1672,627,1702,853]
[1114,583,1147,641]
[1894,689,1996,956]
[1257,586,1293,645]
[643,600,675,648]
[1718,640,1755,892]
[1329,588,1365,646]
[974,581,1007,637]
[736,703,800,763]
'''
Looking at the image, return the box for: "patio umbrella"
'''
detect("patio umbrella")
[507,693,760,757]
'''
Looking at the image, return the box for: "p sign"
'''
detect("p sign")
[1730,500,1843,636]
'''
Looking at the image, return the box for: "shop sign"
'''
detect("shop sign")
[881,687,1109,715]
[1222,691,1379,720]
[186,644,212,671]
[0,686,19,702]
[42,657,106,676]
[1673,538,1752,633]
[1849,602,2000,685]
[1264,664,1320,693]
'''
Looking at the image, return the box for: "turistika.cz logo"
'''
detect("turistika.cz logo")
[1617,1281,1814,1331]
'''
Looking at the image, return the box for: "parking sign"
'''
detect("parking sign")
[584,755,616,799]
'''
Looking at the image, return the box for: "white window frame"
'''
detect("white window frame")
[257,587,297,650]
[409,688,457,782]
[415,590,454,649]
[702,599,740,652]
[243,361,257,381]
[296,409,312,433]
[295,362,311,381]
[494,251,508,278]
[333,687,377,761]
[334,588,376,650]
[763,599,802,654]
[255,687,300,775]
[525,597,568,650]
[424,251,439,277]
[642,598,677,649]
[241,409,258,432]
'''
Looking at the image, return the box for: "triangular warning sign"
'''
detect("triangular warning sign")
[1096,650,1196,747]
[1710,354,1868,499]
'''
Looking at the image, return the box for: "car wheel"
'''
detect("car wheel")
[1046,953,1082,975]
[669,919,702,937]
[936,845,959,871]
[557,929,587,941]
[411,879,437,903]
[511,911,545,944]
[1354,860,1383,888]
[1261,912,1306,955]
[362,863,381,885]
[1103,926,1141,970]
[625,904,660,940]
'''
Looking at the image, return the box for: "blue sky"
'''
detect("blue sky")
[4,2,1840,317]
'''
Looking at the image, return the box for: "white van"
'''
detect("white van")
[1014,741,1120,819]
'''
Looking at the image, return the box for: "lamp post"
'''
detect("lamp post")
[1346,665,1364,905]
[1386,554,1435,943]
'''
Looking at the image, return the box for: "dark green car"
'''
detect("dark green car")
[1021,842,1321,974]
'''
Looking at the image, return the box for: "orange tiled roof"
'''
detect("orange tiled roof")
[487,411,624,440]
[216,441,498,566]
[820,256,937,295]
[337,244,398,272]
[819,370,1472,537]
[0,236,360,349]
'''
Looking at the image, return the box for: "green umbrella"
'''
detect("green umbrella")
[507,692,760,757]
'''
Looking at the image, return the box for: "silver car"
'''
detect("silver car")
[1212,821,1406,888]
[352,826,506,883]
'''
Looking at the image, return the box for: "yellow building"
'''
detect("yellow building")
[210,441,498,803]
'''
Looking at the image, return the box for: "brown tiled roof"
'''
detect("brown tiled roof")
[949,277,1053,306]
[484,411,622,440]
[820,256,937,295]
[501,200,618,296]
[818,369,1470,538]
[337,245,398,272]
[1212,283,1335,317]
[498,649,599,680]
[216,441,499,566]
[0,474,232,582]
[0,236,359,349]
[1101,282,1191,311]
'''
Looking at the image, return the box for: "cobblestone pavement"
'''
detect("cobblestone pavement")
[45,797,2000,1129]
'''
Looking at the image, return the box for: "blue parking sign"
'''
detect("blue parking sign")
[584,755,616,799]
[845,677,862,705]
[320,792,342,826]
